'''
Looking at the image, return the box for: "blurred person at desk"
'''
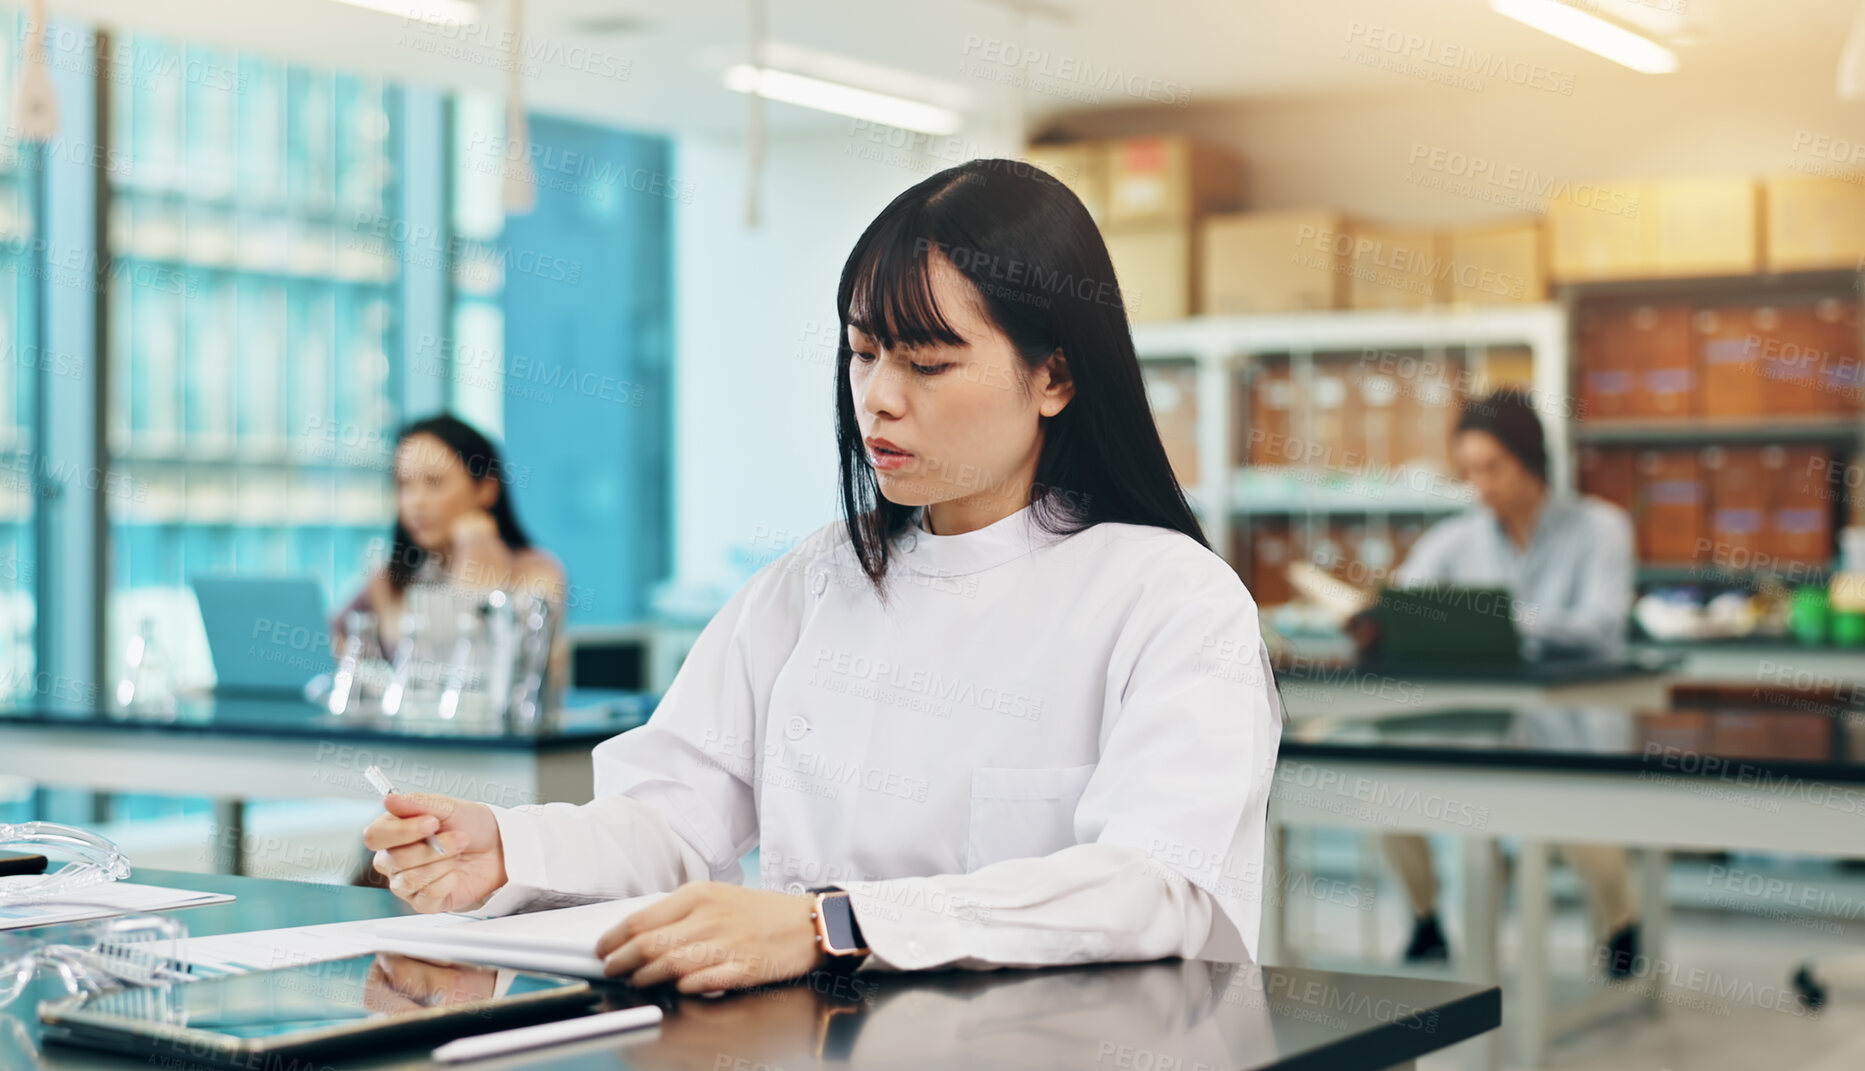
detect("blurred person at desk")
[1352,388,1640,975]
[364,159,1283,994]
[333,414,566,655]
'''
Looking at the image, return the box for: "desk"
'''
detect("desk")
[0,693,654,871]
[1269,704,1863,1068]
[2,869,1501,1071]
[1275,654,1680,720]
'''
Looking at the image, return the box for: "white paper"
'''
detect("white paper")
[181,913,471,976]
[0,880,234,930]
[373,894,666,979]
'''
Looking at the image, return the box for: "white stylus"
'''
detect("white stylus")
[363,765,446,856]
[431,1005,664,1063]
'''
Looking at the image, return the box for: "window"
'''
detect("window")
[106,39,399,686]
[0,9,41,699]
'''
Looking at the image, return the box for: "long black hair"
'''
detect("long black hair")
[385,414,532,593]
[835,158,1205,590]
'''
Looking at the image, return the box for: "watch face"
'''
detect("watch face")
[821,896,860,951]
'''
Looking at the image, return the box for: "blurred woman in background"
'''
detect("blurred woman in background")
[336,414,565,653]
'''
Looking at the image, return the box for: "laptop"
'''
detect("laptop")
[192,575,331,696]
[1372,585,1522,667]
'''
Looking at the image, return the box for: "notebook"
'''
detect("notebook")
[371,894,668,979]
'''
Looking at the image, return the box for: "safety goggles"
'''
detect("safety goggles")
[0,912,190,1011]
[0,822,131,903]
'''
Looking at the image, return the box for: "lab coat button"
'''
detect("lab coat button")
[784,716,809,741]
[810,571,828,596]
[907,939,925,958]
[901,532,918,553]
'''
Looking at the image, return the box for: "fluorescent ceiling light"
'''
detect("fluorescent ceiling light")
[1491,0,1678,74]
[724,65,963,135]
[331,0,480,24]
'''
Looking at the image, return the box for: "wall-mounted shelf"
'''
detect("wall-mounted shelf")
[1229,467,1472,517]
[1574,417,1862,445]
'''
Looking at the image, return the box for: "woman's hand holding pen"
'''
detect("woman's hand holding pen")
[363,793,508,913]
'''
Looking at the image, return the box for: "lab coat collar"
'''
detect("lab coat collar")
[896,499,1069,576]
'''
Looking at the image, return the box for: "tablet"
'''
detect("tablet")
[40,952,597,1068]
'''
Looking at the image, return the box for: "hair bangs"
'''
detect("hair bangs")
[843,214,969,351]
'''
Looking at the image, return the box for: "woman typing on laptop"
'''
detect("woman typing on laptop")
[363,160,1283,994]
[1353,388,1643,976]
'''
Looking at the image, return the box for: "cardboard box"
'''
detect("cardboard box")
[1651,176,1760,277]
[1201,211,1346,314]
[1576,308,1633,420]
[1758,305,1831,416]
[1547,180,1652,282]
[1620,305,1696,418]
[1357,366,1402,471]
[1482,345,1536,393]
[1705,446,1767,562]
[1023,141,1109,225]
[1346,225,1445,309]
[1309,358,1357,472]
[1577,446,1637,512]
[1246,359,1295,465]
[1694,307,1770,418]
[1635,449,1706,563]
[1764,174,1865,272]
[1394,355,1463,471]
[1106,223,1194,323]
[1143,361,1199,485]
[1242,521,1294,607]
[1770,445,1834,565]
[1444,221,1546,305]
[1106,135,1243,226]
[1811,298,1863,413]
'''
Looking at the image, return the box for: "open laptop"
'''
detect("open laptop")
[192,575,331,696]
[1372,585,1522,667]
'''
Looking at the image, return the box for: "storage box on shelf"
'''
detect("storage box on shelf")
[1346,225,1445,310]
[1086,135,1245,324]
[1581,442,1845,579]
[1444,221,1547,306]
[1763,174,1865,273]
[1107,225,1197,323]
[1143,362,1200,486]
[1023,141,1109,225]
[1549,176,1761,283]
[1105,135,1244,226]
[1201,210,1347,314]
[1651,176,1761,277]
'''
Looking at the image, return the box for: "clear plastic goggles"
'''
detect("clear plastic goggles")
[0,912,190,1011]
[0,822,131,904]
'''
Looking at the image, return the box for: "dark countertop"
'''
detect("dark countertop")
[1275,652,1683,686]
[0,690,656,750]
[1,868,1499,1071]
[1284,705,1865,782]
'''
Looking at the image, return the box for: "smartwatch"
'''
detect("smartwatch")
[808,886,869,965]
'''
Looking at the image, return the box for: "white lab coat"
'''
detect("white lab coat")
[475,503,1284,971]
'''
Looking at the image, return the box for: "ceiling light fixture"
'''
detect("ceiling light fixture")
[1490,0,1678,74]
[723,64,964,136]
[331,0,481,25]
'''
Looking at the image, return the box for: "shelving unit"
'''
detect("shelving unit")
[1560,269,1865,596]
[1132,304,1571,568]
[1573,416,1861,445]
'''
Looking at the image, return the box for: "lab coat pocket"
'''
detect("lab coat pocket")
[965,763,1098,872]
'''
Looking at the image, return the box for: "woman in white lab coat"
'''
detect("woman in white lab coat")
[365,158,1283,993]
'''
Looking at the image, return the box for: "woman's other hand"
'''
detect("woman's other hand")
[595,883,827,994]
